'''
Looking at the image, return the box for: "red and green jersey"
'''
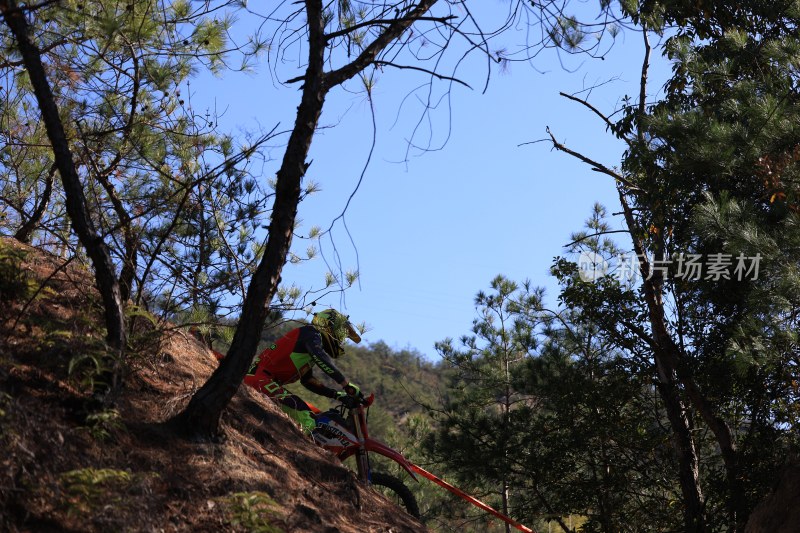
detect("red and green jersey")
[245,325,347,398]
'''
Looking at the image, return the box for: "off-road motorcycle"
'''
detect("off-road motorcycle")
[311,393,420,518]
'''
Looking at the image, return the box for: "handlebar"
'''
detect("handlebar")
[338,392,375,409]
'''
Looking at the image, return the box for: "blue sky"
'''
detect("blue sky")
[193,6,672,360]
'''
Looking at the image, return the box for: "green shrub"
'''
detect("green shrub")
[84,408,125,441]
[0,241,35,302]
[58,468,132,517]
[67,347,115,393]
[220,491,281,533]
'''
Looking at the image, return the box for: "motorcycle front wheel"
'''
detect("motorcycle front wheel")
[370,471,420,518]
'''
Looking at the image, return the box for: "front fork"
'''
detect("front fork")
[355,447,370,483]
[351,409,371,483]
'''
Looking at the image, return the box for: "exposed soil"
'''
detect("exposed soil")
[0,237,427,533]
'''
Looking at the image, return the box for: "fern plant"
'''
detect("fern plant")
[58,468,132,517]
[220,491,281,533]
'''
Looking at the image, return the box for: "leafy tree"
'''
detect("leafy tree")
[546,2,800,530]
[425,263,685,532]
[0,0,641,445]
[0,0,273,395]
[1,0,127,358]
[504,210,683,533]
[173,0,439,440]
[426,276,545,532]
[171,0,624,440]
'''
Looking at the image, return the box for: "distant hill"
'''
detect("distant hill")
[0,237,427,532]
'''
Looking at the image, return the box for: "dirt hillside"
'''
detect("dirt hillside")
[0,237,427,533]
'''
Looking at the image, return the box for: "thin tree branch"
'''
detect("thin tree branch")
[10,253,77,333]
[637,25,651,145]
[0,38,68,69]
[373,60,472,88]
[14,162,55,243]
[559,91,630,146]
[546,126,641,191]
[324,15,455,42]
[564,229,630,248]
[324,0,438,89]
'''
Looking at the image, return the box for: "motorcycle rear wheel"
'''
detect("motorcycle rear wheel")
[370,471,420,518]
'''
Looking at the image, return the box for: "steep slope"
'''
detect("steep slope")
[0,237,427,533]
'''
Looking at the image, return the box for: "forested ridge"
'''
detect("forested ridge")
[2,0,800,532]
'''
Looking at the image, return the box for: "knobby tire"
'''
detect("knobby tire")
[370,471,420,518]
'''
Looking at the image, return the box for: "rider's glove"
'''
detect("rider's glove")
[334,391,349,401]
[343,382,362,398]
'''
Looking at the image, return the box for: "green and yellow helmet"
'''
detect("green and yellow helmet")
[312,309,361,357]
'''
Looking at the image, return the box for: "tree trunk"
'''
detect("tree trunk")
[94,166,138,304]
[655,374,705,531]
[503,348,512,533]
[1,0,127,355]
[169,0,439,441]
[168,0,329,440]
[618,188,706,531]
[638,228,741,530]
[645,286,706,532]
[673,349,742,531]
[14,162,55,244]
[118,228,137,305]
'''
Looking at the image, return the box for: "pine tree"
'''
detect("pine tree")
[547,2,800,530]
[0,0,273,377]
[427,276,543,532]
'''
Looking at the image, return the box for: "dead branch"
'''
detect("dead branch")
[545,126,641,191]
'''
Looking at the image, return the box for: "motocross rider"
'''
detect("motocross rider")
[237,309,363,433]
